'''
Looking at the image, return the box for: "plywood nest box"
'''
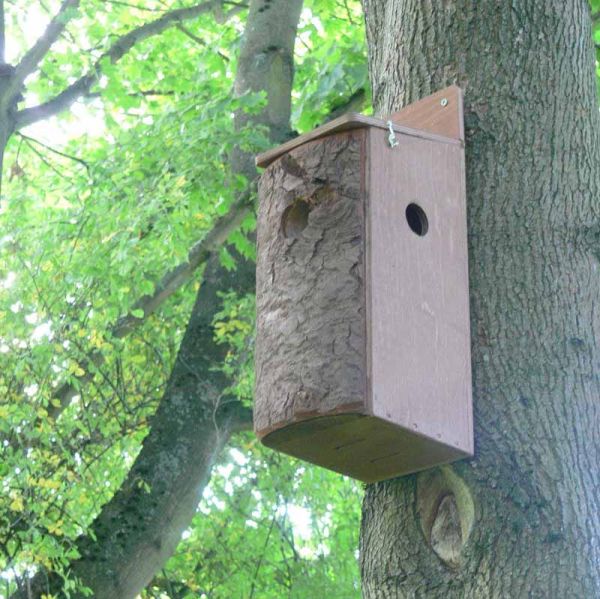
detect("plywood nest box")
[254,86,473,483]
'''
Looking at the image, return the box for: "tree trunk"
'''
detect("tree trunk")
[0,70,17,196]
[360,1,600,597]
[65,255,256,599]
[13,1,302,597]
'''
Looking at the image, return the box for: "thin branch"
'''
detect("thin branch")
[341,0,356,25]
[15,0,226,129]
[46,195,251,419]
[6,0,80,103]
[593,11,600,25]
[176,23,230,61]
[104,0,163,11]
[20,137,67,179]
[0,0,5,65]
[113,195,251,337]
[16,132,90,173]
[249,515,277,599]
[85,88,175,99]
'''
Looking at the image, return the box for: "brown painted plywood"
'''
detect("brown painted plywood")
[256,112,461,169]
[387,85,464,142]
[262,414,470,483]
[254,130,369,437]
[365,127,473,455]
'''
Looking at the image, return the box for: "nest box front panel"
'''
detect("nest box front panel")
[366,128,473,457]
[254,129,368,439]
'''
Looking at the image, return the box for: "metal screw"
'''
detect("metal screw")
[440,98,448,107]
[387,120,399,148]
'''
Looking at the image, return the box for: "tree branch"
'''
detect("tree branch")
[593,11,600,25]
[0,0,5,65]
[5,0,80,103]
[85,88,175,99]
[104,0,163,11]
[15,0,230,129]
[46,195,252,420]
[17,132,90,173]
[176,23,230,62]
[115,199,252,337]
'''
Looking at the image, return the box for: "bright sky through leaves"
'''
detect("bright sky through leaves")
[0,0,367,596]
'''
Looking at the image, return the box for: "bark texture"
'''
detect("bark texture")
[232,0,303,175]
[255,132,367,435]
[360,1,600,597]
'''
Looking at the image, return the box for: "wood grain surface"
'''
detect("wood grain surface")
[386,85,464,142]
[366,127,473,456]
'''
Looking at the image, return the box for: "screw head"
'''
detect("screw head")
[440,98,448,107]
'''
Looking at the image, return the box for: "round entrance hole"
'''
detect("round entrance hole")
[282,200,310,239]
[405,203,429,236]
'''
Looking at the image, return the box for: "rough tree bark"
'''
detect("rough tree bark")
[255,132,367,439]
[14,0,302,597]
[360,1,600,597]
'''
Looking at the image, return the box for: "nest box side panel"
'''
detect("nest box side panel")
[254,130,368,439]
[366,128,473,456]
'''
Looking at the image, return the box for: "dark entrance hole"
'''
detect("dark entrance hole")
[405,203,429,236]
[282,200,310,239]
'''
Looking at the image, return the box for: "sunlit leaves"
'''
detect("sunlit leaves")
[151,440,362,599]
[293,0,369,131]
[213,291,255,404]
[0,0,368,596]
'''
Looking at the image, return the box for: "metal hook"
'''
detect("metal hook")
[387,120,399,148]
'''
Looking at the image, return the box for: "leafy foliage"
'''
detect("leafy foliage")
[592,0,600,97]
[0,1,366,597]
[149,444,362,598]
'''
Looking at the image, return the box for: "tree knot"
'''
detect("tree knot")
[416,466,474,569]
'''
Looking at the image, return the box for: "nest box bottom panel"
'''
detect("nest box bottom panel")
[261,415,470,483]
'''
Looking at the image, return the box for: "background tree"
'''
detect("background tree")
[0,0,366,597]
[360,1,600,596]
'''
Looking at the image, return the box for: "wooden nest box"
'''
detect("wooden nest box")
[254,86,473,483]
